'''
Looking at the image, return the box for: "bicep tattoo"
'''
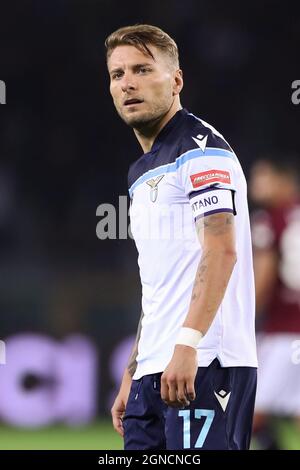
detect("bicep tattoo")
[196,212,234,239]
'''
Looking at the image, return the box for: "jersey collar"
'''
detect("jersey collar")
[145,108,188,155]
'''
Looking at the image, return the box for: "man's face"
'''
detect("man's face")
[107,44,180,129]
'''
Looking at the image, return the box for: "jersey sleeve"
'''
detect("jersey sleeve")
[176,140,238,221]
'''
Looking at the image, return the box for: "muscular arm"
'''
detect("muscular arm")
[111,309,144,436]
[161,211,237,407]
[183,212,237,333]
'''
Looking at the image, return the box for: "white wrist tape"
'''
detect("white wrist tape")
[176,327,204,349]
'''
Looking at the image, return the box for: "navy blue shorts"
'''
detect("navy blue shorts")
[123,359,257,450]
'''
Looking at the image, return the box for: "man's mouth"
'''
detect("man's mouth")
[124,98,144,106]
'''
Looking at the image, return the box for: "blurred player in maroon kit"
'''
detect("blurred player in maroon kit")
[249,157,300,449]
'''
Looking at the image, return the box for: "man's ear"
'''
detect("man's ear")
[173,69,183,96]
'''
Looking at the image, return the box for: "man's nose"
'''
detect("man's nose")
[121,74,137,92]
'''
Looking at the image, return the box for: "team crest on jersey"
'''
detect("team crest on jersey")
[146,175,165,202]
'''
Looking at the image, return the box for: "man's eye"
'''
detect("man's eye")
[112,72,123,80]
[138,68,151,74]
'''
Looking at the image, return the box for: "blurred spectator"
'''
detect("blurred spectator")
[249,157,300,449]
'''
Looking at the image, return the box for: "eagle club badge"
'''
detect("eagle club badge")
[146,175,165,202]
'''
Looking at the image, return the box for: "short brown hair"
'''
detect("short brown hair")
[105,24,179,68]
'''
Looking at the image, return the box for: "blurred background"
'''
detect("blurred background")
[0,0,299,449]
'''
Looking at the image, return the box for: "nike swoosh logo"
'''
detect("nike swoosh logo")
[192,134,208,152]
[214,390,231,412]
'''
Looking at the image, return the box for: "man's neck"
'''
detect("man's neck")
[133,100,182,153]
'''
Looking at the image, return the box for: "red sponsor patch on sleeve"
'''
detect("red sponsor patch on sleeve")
[190,169,231,188]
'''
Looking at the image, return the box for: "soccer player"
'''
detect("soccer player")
[105,24,257,450]
[250,158,300,449]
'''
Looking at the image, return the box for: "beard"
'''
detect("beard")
[117,101,170,131]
